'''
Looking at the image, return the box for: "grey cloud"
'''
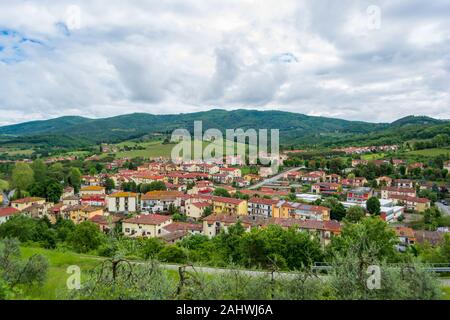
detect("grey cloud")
[0,0,449,125]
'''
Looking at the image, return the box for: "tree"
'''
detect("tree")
[202,206,213,217]
[31,159,47,182]
[0,215,38,242]
[323,197,346,221]
[366,197,381,215]
[104,178,115,193]
[140,181,166,193]
[213,188,231,198]
[48,163,64,182]
[68,221,104,253]
[11,163,34,192]
[345,206,365,223]
[0,179,9,192]
[172,213,187,222]
[140,238,165,259]
[0,238,49,290]
[158,246,188,264]
[46,182,63,203]
[68,168,82,193]
[329,217,399,263]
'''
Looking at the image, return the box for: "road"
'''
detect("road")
[436,202,450,216]
[248,167,302,190]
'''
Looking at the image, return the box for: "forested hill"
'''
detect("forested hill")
[0,110,447,147]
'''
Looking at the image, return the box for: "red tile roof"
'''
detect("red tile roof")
[123,214,171,225]
[0,207,20,217]
[163,222,202,233]
[11,197,45,204]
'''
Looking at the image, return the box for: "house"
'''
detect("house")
[202,214,255,237]
[247,197,278,217]
[311,182,341,195]
[11,197,46,211]
[63,204,104,224]
[62,195,80,206]
[211,196,248,216]
[351,159,368,167]
[407,162,424,173]
[393,179,414,189]
[89,214,122,233]
[141,191,183,213]
[381,187,416,200]
[185,201,211,220]
[342,177,367,188]
[394,227,416,252]
[211,173,231,184]
[325,174,341,183]
[413,230,445,246]
[286,171,303,181]
[21,202,54,222]
[270,218,341,246]
[219,167,242,178]
[81,175,102,186]
[301,171,325,183]
[375,176,392,187]
[163,221,203,235]
[347,187,373,204]
[259,167,276,178]
[122,214,173,238]
[202,214,340,245]
[372,160,390,167]
[380,206,404,223]
[0,207,20,224]
[81,194,106,207]
[273,200,331,221]
[79,186,106,196]
[389,195,431,212]
[106,192,138,213]
[243,174,262,184]
[392,159,406,167]
[61,187,75,199]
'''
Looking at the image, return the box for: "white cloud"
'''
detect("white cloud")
[0,0,449,125]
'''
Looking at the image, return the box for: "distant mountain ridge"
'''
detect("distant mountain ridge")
[0,109,448,148]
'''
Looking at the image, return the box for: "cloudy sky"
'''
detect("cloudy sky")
[1,0,449,125]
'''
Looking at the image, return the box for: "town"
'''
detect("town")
[1,144,449,254]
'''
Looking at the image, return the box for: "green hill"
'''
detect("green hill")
[0,109,448,149]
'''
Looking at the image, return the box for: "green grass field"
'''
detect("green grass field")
[0,148,34,156]
[110,139,249,159]
[405,148,450,157]
[18,247,105,300]
[361,153,386,160]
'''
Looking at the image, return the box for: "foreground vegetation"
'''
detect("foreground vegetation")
[0,215,449,300]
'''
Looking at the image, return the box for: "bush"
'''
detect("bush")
[158,246,188,264]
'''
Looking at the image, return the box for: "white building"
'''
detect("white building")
[106,192,138,213]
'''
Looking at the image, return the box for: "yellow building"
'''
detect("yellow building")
[212,196,247,216]
[272,201,330,221]
[79,186,106,196]
[11,197,46,211]
[63,204,104,224]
